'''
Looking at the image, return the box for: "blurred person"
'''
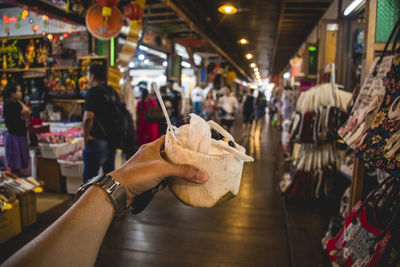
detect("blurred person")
[241,88,255,137]
[166,81,182,126]
[137,89,159,144]
[201,90,218,121]
[218,86,239,132]
[253,91,267,137]
[2,136,208,267]
[157,85,173,136]
[3,83,31,176]
[191,85,204,115]
[83,64,119,183]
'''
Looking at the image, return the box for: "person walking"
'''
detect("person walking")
[253,91,267,137]
[241,88,255,136]
[166,81,182,126]
[218,86,239,132]
[137,89,159,145]
[83,64,118,183]
[191,85,204,115]
[2,83,31,176]
[201,90,218,121]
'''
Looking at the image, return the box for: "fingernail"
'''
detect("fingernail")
[196,171,208,183]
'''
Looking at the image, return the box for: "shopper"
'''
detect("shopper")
[191,85,204,115]
[2,136,208,267]
[241,88,255,136]
[83,64,118,183]
[201,90,218,121]
[253,91,267,137]
[218,86,239,132]
[137,88,159,144]
[167,81,182,126]
[157,85,173,135]
[2,83,31,176]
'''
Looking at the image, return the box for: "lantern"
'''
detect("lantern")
[124,2,144,20]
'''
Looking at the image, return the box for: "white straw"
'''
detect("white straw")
[152,83,182,145]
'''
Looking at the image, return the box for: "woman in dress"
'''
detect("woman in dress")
[201,90,218,121]
[136,89,159,144]
[3,83,31,175]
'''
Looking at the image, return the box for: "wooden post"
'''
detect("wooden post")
[349,0,377,208]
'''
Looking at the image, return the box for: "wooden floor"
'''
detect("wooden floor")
[1,118,335,266]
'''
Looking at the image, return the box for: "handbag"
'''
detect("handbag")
[339,19,400,148]
[326,177,400,267]
[356,22,400,175]
[145,101,164,122]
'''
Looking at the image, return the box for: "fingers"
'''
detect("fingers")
[164,162,208,184]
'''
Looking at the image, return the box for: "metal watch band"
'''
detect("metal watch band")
[75,174,127,217]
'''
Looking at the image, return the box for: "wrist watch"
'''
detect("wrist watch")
[75,174,127,217]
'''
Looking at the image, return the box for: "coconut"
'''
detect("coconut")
[164,115,253,208]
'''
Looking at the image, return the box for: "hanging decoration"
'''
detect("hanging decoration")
[123,2,144,20]
[86,3,123,40]
[117,0,146,65]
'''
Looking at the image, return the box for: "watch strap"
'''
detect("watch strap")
[75,174,127,217]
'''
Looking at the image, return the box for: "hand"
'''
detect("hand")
[109,136,208,206]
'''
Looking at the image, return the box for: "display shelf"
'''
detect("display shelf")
[50,99,85,104]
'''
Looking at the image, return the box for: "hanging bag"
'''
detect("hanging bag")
[356,19,400,175]
[339,19,400,148]
[326,177,400,267]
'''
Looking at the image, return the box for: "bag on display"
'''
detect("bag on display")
[326,177,400,267]
[338,20,400,149]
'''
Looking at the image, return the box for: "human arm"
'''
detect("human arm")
[3,136,208,267]
[19,101,31,116]
[82,110,95,144]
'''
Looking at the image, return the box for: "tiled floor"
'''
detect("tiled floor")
[1,118,335,266]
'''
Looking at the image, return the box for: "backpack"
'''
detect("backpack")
[99,85,136,158]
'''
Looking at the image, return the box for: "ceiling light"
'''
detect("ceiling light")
[283,72,290,79]
[254,67,258,72]
[245,53,253,60]
[250,63,256,68]
[138,54,145,61]
[238,38,249,45]
[344,0,365,16]
[163,61,168,67]
[144,59,150,64]
[129,62,135,68]
[218,4,238,15]
[181,61,191,68]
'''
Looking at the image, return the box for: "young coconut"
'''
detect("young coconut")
[152,83,253,207]
[164,114,253,207]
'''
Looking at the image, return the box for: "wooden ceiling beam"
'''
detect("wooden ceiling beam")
[147,19,184,24]
[143,12,176,17]
[160,0,251,80]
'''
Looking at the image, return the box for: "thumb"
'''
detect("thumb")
[164,162,208,184]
